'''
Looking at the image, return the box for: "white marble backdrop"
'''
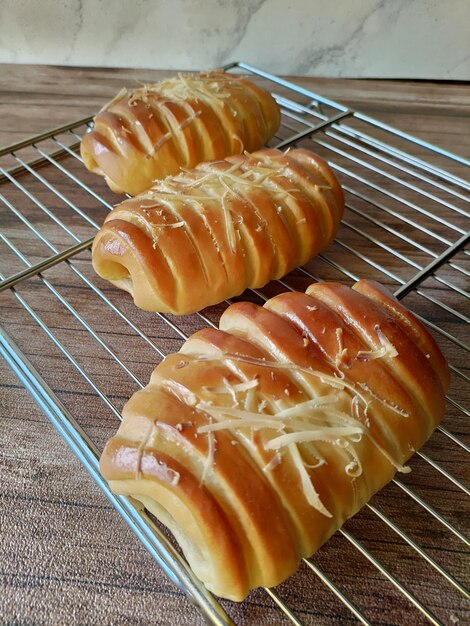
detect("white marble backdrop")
[0,0,469,79]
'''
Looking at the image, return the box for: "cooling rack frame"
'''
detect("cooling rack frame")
[0,62,469,626]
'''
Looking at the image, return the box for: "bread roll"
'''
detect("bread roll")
[81,71,281,195]
[91,148,344,314]
[100,279,449,601]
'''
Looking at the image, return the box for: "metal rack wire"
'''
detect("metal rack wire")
[0,62,468,626]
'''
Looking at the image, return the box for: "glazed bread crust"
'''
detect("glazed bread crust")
[91,148,344,314]
[80,71,281,195]
[99,280,449,601]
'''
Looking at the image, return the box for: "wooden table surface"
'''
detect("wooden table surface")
[0,64,469,626]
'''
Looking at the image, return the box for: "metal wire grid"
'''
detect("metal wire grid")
[0,62,468,625]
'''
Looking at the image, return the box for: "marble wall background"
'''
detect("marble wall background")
[0,0,469,79]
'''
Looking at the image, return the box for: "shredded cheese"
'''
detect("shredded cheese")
[273,395,338,419]
[197,403,274,422]
[345,460,361,478]
[244,385,258,412]
[265,426,364,450]
[356,325,399,361]
[146,131,173,158]
[376,325,399,357]
[232,134,244,152]
[204,378,259,395]
[197,417,285,434]
[334,328,349,368]
[156,220,186,230]
[358,382,409,418]
[127,73,231,108]
[179,110,202,130]
[195,353,371,418]
[263,452,282,472]
[165,380,198,407]
[187,343,412,505]
[304,457,326,469]
[220,187,237,253]
[200,427,215,485]
[99,87,128,113]
[289,443,332,517]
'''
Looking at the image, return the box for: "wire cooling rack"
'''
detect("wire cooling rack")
[0,62,469,626]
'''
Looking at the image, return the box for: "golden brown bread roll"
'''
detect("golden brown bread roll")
[91,148,344,314]
[80,71,281,195]
[100,279,449,601]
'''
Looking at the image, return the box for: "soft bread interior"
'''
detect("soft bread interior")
[109,479,245,600]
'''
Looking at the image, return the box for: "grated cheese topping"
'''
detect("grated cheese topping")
[197,416,286,434]
[357,382,409,418]
[156,220,186,230]
[204,378,259,395]
[136,156,301,255]
[220,186,237,254]
[171,315,411,513]
[200,425,215,486]
[289,443,332,517]
[191,372,367,516]
[356,325,398,362]
[334,327,349,368]
[99,87,128,113]
[263,452,282,472]
[265,427,364,450]
[127,73,232,107]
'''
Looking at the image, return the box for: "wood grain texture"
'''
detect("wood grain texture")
[0,63,469,626]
